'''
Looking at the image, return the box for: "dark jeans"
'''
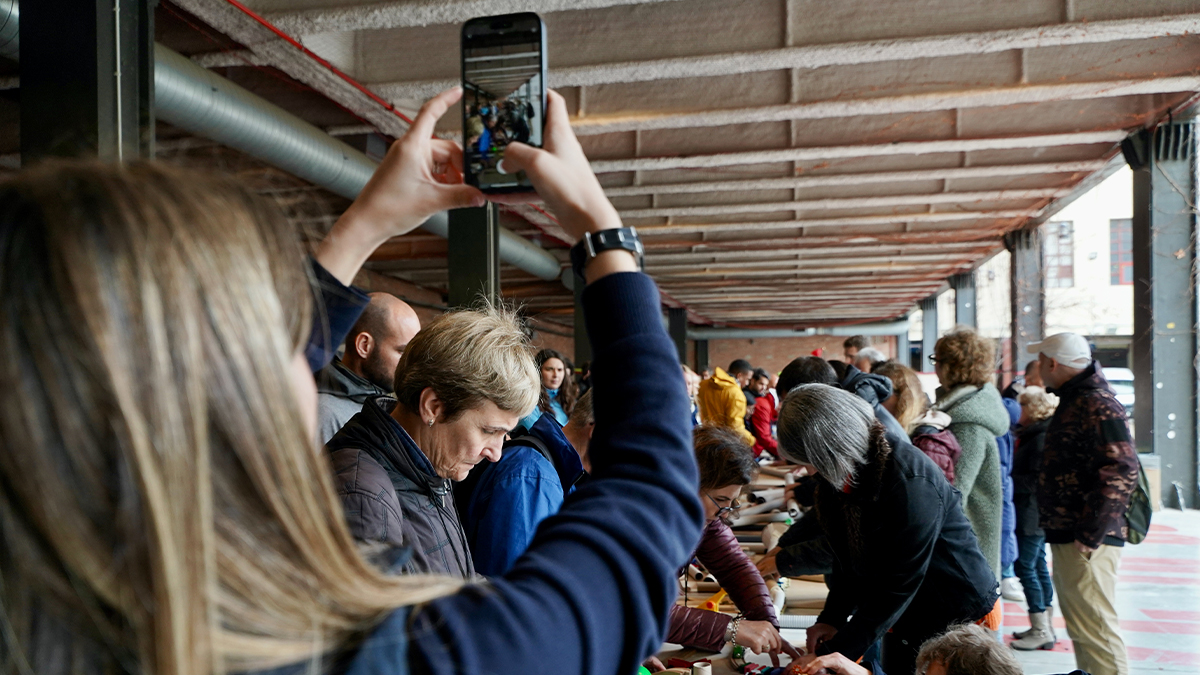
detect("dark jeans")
[1013,533,1054,613]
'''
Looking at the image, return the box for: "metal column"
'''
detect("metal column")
[573,272,591,367]
[896,329,910,369]
[695,339,709,374]
[1007,228,1046,377]
[1123,123,1198,509]
[668,307,687,364]
[950,272,977,328]
[920,296,938,371]
[447,204,501,308]
[20,0,155,161]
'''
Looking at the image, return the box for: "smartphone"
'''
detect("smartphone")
[461,13,547,193]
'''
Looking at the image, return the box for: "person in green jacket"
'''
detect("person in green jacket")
[931,328,1012,578]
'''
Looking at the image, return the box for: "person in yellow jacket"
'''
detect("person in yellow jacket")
[698,360,756,445]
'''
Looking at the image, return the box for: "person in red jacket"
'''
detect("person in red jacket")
[664,426,800,664]
[748,368,778,457]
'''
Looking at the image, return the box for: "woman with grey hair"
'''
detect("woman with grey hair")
[777,384,999,675]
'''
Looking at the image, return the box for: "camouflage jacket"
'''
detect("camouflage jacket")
[1038,361,1139,548]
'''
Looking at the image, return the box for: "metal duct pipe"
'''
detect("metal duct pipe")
[154,47,561,281]
[0,0,16,60]
[1,0,561,281]
[687,318,912,340]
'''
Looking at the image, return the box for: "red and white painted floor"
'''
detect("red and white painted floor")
[1006,509,1200,674]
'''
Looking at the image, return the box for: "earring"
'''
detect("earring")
[428,418,435,428]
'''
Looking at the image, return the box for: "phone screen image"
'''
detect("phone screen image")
[462,14,545,192]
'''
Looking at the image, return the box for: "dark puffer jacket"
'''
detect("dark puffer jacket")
[1013,418,1051,537]
[813,434,998,662]
[839,365,909,450]
[668,517,779,651]
[1039,361,1139,548]
[327,396,474,578]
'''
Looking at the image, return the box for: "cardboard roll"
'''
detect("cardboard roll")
[783,579,828,610]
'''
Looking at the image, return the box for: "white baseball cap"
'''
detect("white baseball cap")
[1026,332,1092,368]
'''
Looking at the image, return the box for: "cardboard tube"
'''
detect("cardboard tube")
[786,498,802,518]
[731,512,793,527]
[738,498,785,516]
[749,488,785,504]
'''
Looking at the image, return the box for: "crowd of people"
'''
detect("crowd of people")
[0,82,1140,675]
[697,333,1140,675]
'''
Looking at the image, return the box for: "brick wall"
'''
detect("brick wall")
[702,335,898,375]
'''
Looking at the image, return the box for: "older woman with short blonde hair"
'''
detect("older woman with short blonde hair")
[326,301,540,577]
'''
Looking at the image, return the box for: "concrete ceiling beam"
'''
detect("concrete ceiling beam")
[604,161,1105,197]
[191,50,269,68]
[635,210,1032,234]
[368,14,1200,100]
[646,247,979,263]
[591,130,1127,173]
[268,0,682,34]
[647,244,993,259]
[170,0,415,137]
[574,76,1200,136]
[618,188,1063,219]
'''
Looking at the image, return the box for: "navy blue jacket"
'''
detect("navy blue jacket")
[305,259,370,373]
[465,413,587,576]
[310,272,703,675]
[998,397,1020,569]
[410,271,703,674]
[839,365,908,451]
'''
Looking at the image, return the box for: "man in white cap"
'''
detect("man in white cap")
[1028,332,1138,675]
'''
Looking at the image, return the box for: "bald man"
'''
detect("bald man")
[316,292,421,444]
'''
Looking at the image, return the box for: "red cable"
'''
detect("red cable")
[221,0,414,126]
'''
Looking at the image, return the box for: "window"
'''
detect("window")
[1044,221,1074,288]
[1110,218,1133,285]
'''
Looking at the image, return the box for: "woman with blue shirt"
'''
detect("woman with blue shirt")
[536,348,575,426]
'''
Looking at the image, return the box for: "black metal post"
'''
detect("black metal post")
[573,272,591,367]
[21,0,154,162]
[668,307,687,364]
[447,204,501,308]
[695,339,709,374]
[920,295,938,371]
[950,271,977,328]
[1124,123,1198,509]
[1007,228,1046,378]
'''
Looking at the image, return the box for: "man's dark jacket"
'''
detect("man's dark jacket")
[814,436,998,662]
[1040,361,1139,548]
[839,365,908,450]
[326,396,475,578]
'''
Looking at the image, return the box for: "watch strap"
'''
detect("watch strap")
[570,227,644,279]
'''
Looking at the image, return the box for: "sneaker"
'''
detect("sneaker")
[1001,577,1024,603]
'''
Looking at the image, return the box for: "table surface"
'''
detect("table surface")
[657,628,807,675]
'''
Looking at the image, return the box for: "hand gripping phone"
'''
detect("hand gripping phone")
[461,13,547,193]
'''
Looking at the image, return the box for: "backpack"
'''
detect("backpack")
[1125,456,1153,545]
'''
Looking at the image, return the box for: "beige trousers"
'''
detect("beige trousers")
[1050,543,1129,675]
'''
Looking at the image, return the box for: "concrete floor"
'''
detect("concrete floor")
[1005,509,1200,674]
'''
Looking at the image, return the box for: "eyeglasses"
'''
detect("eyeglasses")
[706,492,742,519]
[927,354,938,364]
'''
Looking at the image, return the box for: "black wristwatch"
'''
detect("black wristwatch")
[569,226,644,278]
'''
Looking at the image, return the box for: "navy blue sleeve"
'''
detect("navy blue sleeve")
[305,258,370,373]
[409,271,704,675]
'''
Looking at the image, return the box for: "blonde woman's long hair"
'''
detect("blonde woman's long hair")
[0,161,460,675]
[873,362,927,433]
